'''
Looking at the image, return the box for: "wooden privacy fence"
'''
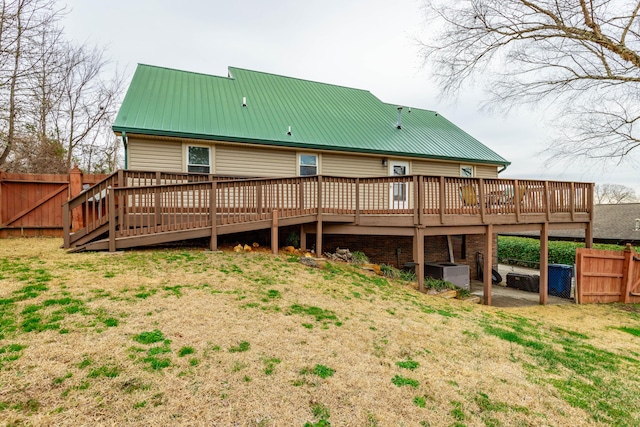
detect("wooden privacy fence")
[576,245,640,304]
[0,168,108,237]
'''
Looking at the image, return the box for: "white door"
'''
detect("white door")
[389,160,409,209]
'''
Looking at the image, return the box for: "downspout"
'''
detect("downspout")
[121,131,128,169]
[498,164,508,175]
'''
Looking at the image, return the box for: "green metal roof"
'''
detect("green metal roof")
[113,64,510,166]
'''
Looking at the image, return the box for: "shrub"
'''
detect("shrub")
[350,251,369,265]
[498,236,640,267]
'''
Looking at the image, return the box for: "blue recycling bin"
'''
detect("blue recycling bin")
[548,264,573,298]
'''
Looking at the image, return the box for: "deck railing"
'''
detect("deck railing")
[63,172,593,249]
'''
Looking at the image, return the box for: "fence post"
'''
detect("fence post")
[622,244,636,304]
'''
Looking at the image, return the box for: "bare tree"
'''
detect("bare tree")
[0,0,122,174]
[51,42,123,171]
[594,183,638,204]
[0,0,61,168]
[420,0,640,162]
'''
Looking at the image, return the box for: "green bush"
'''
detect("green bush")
[498,236,639,267]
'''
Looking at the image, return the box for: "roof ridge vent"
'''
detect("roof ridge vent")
[396,106,403,129]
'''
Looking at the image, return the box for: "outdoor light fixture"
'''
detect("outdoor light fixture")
[635,218,640,231]
[382,158,388,167]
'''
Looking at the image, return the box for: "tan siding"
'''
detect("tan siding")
[215,145,296,177]
[128,139,182,172]
[411,160,459,177]
[322,153,387,177]
[475,165,499,178]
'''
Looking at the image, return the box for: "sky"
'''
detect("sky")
[62,0,639,193]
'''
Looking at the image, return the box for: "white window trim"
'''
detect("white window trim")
[297,152,319,176]
[184,144,213,174]
[460,165,474,178]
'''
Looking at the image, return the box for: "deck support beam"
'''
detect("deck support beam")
[483,224,493,306]
[413,227,425,292]
[539,222,549,305]
[585,221,593,249]
[316,219,323,256]
[271,210,279,255]
[300,225,307,251]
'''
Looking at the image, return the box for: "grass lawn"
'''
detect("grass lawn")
[1,238,640,426]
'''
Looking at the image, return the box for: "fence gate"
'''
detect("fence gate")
[0,170,108,238]
[576,246,640,304]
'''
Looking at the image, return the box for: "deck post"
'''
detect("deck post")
[210,181,217,251]
[439,176,446,224]
[483,224,493,306]
[108,187,116,252]
[271,209,279,255]
[355,178,360,225]
[316,176,323,256]
[544,181,551,222]
[413,227,425,292]
[586,182,594,248]
[478,178,486,223]
[585,222,593,248]
[300,225,307,251]
[413,176,419,225]
[417,176,424,226]
[69,165,83,230]
[514,179,521,222]
[539,222,549,305]
[62,202,70,249]
[570,182,575,222]
[155,171,162,227]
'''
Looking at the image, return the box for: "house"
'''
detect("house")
[504,203,640,245]
[112,65,510,179]
[62,64,594,306]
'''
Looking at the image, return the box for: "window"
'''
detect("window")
[460,165,474,178]
[188,146,210,173]
[299,154,317,176]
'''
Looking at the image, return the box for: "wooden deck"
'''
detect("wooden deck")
[63,170,593,305]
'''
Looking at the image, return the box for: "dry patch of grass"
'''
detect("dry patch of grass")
[0,238,639,426]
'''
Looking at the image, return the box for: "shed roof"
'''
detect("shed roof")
[113,64,510,166]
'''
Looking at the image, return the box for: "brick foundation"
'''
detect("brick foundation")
[308,232,498,281]
[218,226,497,281]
